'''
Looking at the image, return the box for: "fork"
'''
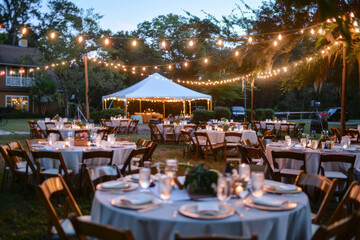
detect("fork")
[172,210,178,218]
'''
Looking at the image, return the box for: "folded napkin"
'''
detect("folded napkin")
[267,183,298,192]
[101,181,129,189]
[120,194,153,205]
[197,203,220,216]
[130,174,139,180]
[253,196,288,207]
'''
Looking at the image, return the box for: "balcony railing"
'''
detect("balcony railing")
[6,76,34,87]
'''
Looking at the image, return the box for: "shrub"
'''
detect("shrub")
[191,109,215,123]
[214,106,231,120]
[91,108,124,123]
[245,109,254,122]
[264,108,274,119]
[255,109,265,121]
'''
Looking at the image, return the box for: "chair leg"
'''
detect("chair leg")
[1,167,9,191]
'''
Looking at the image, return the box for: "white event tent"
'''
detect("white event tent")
[102,73,212,116]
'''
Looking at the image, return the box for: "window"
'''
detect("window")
[6,96,29,111]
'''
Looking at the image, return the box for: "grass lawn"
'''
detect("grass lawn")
[0,118,358,239]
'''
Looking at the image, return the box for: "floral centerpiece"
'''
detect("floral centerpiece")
[174,118,181,125]
[223,123,230,132]
[184,163,218,199]
[74,119,86,128]
[220,117,228,122]
[52,114,61,122]
[75,130,90,139]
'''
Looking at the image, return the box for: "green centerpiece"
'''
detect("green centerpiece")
[184,163,218,199]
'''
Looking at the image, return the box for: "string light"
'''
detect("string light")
[168,65,172,70]
[21,27,27,35]
[184,62,188,67]
[274,41,278,47]
[235,51,239,56]
[310,29,315,35]
[204,58,208,64]
[78,36,83,43]
[217,39,223,46]
[50,32,56,39]
[248,37,253,43]
[278,34,282,40]
[188,40,194,47]
[104,38,110,46]
[161,40,166,48]
[154,66,158,69]
[132,40,137,46]
[142,67,146,71]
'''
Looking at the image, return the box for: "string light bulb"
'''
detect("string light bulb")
[184,62,188,67]
[104,38,110,46]
[310,29,315,35]
[204,58,208,63]
[142,67,146,71]
[235,51,239,56]
[161,40,166,48]
[248,37,253,43]
[50,32,56,39]
[154,66,158,69]
[132,40,137,46]
[274,41,278,47]
[168,65,172,69]
[188,40,194,47]
[78,36,83,43]
[278,34,282,40]
[21,27,27,35]
[217,39,223,46]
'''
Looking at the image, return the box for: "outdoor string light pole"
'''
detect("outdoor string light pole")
[84,55,90,122]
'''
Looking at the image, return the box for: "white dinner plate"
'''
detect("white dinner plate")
[244,197,297,211]
[178,202,235,219]
[264,184,302,194]
[96,181,138,192]
[110,195,161,210]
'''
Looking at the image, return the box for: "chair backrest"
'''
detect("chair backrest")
[181,130,196,146]
[28,120,45,139]
[107,126,117,135]
[163,124,174,133]
[97,128,108,140]
[318,154,356,180]
[194,131,210,147]
[82,150,114,167]
[128,120,139,132]
[311,213,359,240]
[26,139,47,155]
[224,132,242,143]
[271,150,306,172]
[120,148,149,176]
[241,122,249,129]
[175,232,258,240]
[69,215,135,240]
[32,150,74,193]
[8,148,37,177]
[36,175,82,240]
[103,119,112,127]
[45,122,56,130]
[265,122,275,130]
[46,129,64,141]
[33,121,47,138]
[328,181,360,225]
[63,121,72,128]
[279,123,289,135]
[116,137,130,142]
[263,129,274,137]
[141,142,158,166]
[251,121,261,131]
[84,165,119,198]
[148,124,164,142]
[183,124,196,133]
[0,145,17,174]
[196,122,207,130]
[240,139,253,147]
[7,141,26,162]
[288,123,296,134]
[294,170,338,224]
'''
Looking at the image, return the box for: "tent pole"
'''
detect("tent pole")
[139,100,141,112]
[163,101,165,118]
[189,101,191,115]
[207,100,209,110]
[125,99,127,117]
[104,100,106,110]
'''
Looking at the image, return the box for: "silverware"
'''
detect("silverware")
[172,210,178,218]
[235,210,244,218]
[138,204,161,213]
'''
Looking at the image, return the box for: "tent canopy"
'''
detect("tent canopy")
[102,73,212,102]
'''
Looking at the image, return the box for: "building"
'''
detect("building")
[0,41,42,112]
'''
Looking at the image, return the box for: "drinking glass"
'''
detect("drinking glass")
[239,164,250,182]
[95,136,102,147]
[139,168,151,192]
[285,136,291,148]
[165,159,177,186]
[251,172,264,198]
[158,175,172,203]
[311,140,318,150]
[217,176,232,205]
[341,138,348,149]
[300,138,307,148]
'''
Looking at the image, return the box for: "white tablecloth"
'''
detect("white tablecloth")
[197,130,225,144]
[47,127,102,138]
[260,121,287,130]
[240,130,258,145]
[91,180,312,240]
[157,124,196,141]
[37,120,63,130]
[266,144,360,174]
[32,141,136,173]
[109,119,131,128]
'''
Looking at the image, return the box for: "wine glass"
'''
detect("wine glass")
[139,168,151,192]
[158,175,172,203]
[285,135,291,149]
[251,172,264,198]
[217,176,232,205]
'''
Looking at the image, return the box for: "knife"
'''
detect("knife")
[138,204,161,213]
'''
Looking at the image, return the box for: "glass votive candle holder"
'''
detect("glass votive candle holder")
[311,140,318,149]
[300,138,307,148]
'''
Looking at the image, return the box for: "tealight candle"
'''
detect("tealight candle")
[65,139,70,147]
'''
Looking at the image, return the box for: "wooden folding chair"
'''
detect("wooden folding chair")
[271,150,306,182]
[45,122,56,130]
[96,128,108,140]
[32,150,74,194]
[194,131,224,161]
[37,175,87,240]
[148,124,164,142]
[177,124,196,142]
[79,150,114,193]
[0,145,11,191]
[127,120,139,134]
[327,181,360,225]
[103,119,112,127]
[175,232,258,240]
[116,137,130,142]
[263,129,276,141]
[265,122,275,131]
[83,165,119,200]
[118,148,149,176]
[26,139,47,156]
[196,122,207,130]
[294,170,338,224]
[279,123,290,138]
[312,213,359,240]
[70,214,135,240]
[28,120,46,139]
[180,130,197,158]
[140,141,158,166]
[163,124,176,143]
[119,119,130,134]
[251,121,262,132]
[63,121,72,128]
[47,129,65,141]
[241,122,249,130]
[318,154,355,196]
[223,132,242,163]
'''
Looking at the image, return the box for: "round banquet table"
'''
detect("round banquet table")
[197,130,258,145]
[260,121,286,130]
[91,180,312,240]
[265,143,360,174]
[31,141,136,174]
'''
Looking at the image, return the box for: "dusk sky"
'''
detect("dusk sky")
[62,0,263,32]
